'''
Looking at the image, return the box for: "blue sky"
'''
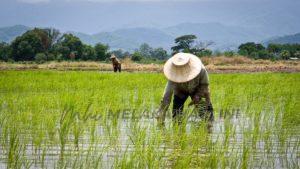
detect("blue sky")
[0,0,299,34]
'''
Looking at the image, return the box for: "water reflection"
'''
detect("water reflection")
[0,110,299,168]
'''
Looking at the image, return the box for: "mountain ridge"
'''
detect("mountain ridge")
[1,24,299,52]
[0,25,31,42]
[264,33,300,45]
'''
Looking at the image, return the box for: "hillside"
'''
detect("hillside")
[1,24,299,52]
[264,33,300,45]
[68,23,265,51]
[0,25,30,42]
[72,27,174,52]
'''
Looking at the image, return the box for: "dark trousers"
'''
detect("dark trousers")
[113,65,121,72]
[172,95,214,122]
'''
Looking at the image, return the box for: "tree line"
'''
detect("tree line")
[0,28,110,62]
[168,34,300,60]
[238,42,300,60]
[0,28,170,63]
[0,29,299,63]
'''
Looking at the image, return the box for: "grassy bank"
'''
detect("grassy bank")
[0,71,299,168]
[0,56,299,73]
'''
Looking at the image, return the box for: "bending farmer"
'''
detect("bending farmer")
[110,54,121,72]
[157,53,214,124]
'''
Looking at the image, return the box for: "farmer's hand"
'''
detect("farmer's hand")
[206,103,214,122]
[188,95,201,107]
[207,103,213,113]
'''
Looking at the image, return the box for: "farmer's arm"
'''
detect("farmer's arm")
[157,81,173,124]
[193,68,213,111]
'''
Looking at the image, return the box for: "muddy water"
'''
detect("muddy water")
[0,111,299,168]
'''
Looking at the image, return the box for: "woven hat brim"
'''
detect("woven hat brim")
[163,54,202,83]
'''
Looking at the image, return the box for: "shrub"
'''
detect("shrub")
[196,49,213,57]
[224,51,235,57]
[280,50,291,60]
[238,49,248,56]
[257,50,271,59]
[131,52,143,61]
[56,53,63,62]
[294,51,300,58]
[35,53,47,63]
[47,53,55,61]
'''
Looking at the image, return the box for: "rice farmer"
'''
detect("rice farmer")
[110,54,121,72]
[157,53,214,124]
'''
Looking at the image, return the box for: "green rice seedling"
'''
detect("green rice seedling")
[0,71,299,168]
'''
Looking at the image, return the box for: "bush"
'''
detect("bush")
[238,49,248,56]
[249,52,258,59]
[280,50,291,60]
[196,49,212,57]
[224,51,235,57]
[55,53,63,62]
[0,42,12,61]
[35,53,47,63]
[257,50,271,59]
[131,52,143,61]
[47,53,55,61]
[294,51,300,58]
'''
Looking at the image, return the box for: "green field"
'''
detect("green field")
[0,71,299,168]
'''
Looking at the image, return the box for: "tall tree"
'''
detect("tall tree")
[0,42,12,61]
[238,42,265,57]
[94,43,109,61]
[171,34,197,54]
[139,43,153,58]
[150,47,168,60]
[82,44,96,60]
[55,34,84,60]
[11,30,44,61]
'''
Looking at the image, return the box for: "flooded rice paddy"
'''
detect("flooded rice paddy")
[0,71,299,168]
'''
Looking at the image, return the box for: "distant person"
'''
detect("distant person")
[157,53,214,124]
[110,54,121,72]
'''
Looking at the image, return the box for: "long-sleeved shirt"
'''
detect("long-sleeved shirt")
[112,58,121,67]
[158,67,210,121]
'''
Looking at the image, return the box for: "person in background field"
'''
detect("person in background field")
[157,53,214,125]
[110,54,121,72]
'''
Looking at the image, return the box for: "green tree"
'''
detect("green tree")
[94,43,109,61]
[55,34,84,60]
[257,50,272,59]
[0,42,12,61]
[280,50,291,60]
[110,49,128,59]
[238,42,266,58]
[195,49,213,57]
[11,30,44,61]
[171,34,197,54]
[139,43,153,58]
[150,47,169,60]
[35,53,47,63]
[131,52,143,61]
[10,28,61,61]
[267,44,281,54]
[82,45,96,61]
[294,51,300,58]
[224,51,235,57]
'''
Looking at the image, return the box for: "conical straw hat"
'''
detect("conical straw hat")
[110,54,116,59]
[163,53,202,83]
